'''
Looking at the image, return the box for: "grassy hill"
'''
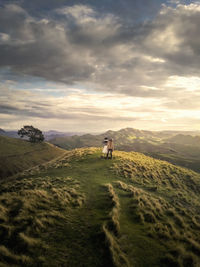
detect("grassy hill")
[0,147,200,266]
[166,134,200,146]
[0,135,65,179]
[49,128,200,173]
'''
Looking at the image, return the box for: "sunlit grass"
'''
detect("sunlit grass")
[0,135,65,179]
[0,147,200,266]
[0,174,84,266]
[102,184,130,267]
[111,150,200,266]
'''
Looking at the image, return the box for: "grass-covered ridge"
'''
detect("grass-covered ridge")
[0,147,200,266]
[49,127,200,173]
[0,135,65,179]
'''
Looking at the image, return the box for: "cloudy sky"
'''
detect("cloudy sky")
[0,0,200,132]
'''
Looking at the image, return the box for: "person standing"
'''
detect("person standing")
[107,138,114,159]
[102,137,108,158]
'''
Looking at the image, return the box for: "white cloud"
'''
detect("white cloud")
[56,5,96,22]
[1,2,200,131]
[1,82,200,131]
[165,76,200,91]
[0,32,10,43]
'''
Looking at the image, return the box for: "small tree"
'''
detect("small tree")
[18,125,44,143]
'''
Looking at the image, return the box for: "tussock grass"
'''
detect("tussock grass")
[105,183,120,209]
[102,223,130,267]
[0,174,84,266]
[112,151,200,196]
[116,179,200,266]
[20,147,99,178]
[102,184,130,266]
[1,146,200,266]
[0,245,32,265]
[104,183,120,234]
[19,232,41,247]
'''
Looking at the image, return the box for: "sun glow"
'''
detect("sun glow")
[166,76,200,92]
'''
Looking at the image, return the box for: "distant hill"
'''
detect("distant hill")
[49,127,200,173]
[0,129,19,138]
[0,148,200,266]
[0,128,5,134]
[0,128,86,140]
[44,130,86,141]
[0,135,65,179]
[165,134,200,146]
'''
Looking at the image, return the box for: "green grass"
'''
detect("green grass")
[0,147,200,266]
[49,128,200,173]
[0,135,65,179]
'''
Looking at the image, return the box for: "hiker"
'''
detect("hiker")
[102,137,108,158]
[107,138,114,159]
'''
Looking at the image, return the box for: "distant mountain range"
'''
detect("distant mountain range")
[48,127,200,173]
[1,127,200,172]
[0,129,85,140]
[43,130,86,140]
[0,128,19,138]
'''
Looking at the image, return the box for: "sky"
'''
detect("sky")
[0,0,200,132]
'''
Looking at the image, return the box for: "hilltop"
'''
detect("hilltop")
[49,127,200,173]
[0,147,200,266]
[0,135,65,179]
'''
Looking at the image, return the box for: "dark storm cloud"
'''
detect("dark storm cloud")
[0,3,95,83]
[0,2,200,97]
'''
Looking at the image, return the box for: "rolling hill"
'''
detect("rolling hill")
[0,147,200,266]
[166,134,200,146]
[0,129,19,138]
[0,135,65,179]
[0,128,86,140]
[49,128,200,173]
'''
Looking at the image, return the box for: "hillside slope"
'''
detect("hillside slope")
[0,148,200,266]
[49,128,200,172]
[0,135,65,179]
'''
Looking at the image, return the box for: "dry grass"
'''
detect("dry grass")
[112,151,200,196]
[20,147,99,177]
[102,184,130,267]
[0,245,32,265]
[102,223,130,267]
[0,136,65,179]
[115,180,200,266]
[1,146,200,266]
[0,175,84,266]
[104,183,120,234]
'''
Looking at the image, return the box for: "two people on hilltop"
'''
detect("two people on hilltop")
[102,137,114,159]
